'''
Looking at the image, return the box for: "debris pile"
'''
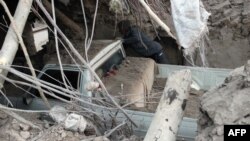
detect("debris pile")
[0,105,143,141]
[196,60,250,141]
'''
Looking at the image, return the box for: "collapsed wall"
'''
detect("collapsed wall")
[196,60,250,141]
[200,0,250,68]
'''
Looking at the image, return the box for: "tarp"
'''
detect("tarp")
[170,0,210,49]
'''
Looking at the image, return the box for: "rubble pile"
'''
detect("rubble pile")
[0,110,93,141]
[0,106,143,141]
[196,61,250,141]
[201,0,250,68]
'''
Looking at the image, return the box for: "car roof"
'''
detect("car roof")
[45,40,120,65]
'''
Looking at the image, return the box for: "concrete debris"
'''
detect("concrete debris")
[64,113,87,132]
[196,60,250,141]
[19,123,30,131]
[19,131,30,139]
[12,119,21,130]
[49,105,68,123]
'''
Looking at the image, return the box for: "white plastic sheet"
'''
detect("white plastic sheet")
[170,0,210,49]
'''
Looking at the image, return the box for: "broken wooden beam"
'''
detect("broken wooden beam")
[138,0,176,39]
[0,0,33,88]
[144,69,192,141]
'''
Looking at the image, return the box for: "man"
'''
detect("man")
[118,20,168,64]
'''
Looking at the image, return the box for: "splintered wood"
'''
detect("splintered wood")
[144,70,192,141]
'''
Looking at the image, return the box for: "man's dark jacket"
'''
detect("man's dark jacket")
[123,27,162,57]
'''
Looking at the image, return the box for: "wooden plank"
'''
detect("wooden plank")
[0,0,33,88]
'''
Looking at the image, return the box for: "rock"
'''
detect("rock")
[19,123,30,131]
[12,119,21,130]
[64,113,87,132]
[196,61,250,140]
[49,106,68,123]
[44,120,50,129]
[20,131,30,139]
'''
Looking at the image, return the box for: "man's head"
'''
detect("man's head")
[118,20,131,35]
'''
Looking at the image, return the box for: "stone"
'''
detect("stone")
[49,106,68,123]
[12,119,21,131]
[19,123,30,131]
[44,120,50,129]
[197,62,250,141]
[20,131,30,139]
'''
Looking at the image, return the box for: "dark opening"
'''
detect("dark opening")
[25,69,80,101]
